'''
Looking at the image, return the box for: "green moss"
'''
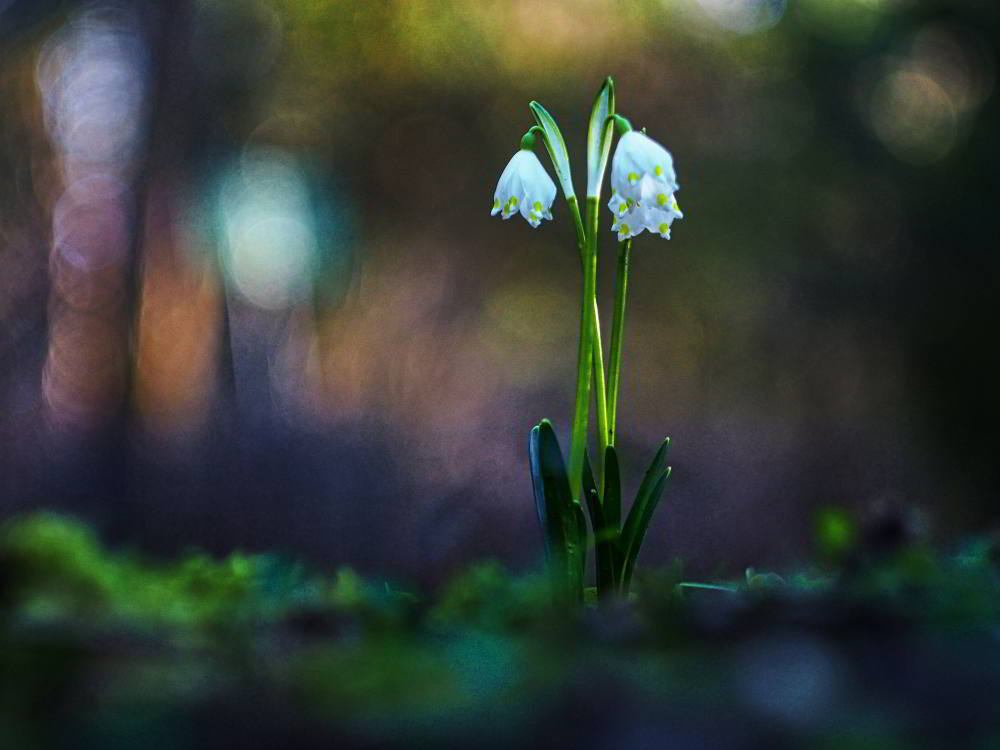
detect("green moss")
[1,514,328,631]
[1,513,1000,746]
[427,562,552,632]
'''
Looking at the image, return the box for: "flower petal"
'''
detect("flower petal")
[606,131,682,240]
[610,131,678,201]
[492,149,557,227]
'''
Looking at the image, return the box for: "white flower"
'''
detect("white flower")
[491,150,557,228]
[607,131,682,241]
[611,131,678,198]
[609,189,683,241]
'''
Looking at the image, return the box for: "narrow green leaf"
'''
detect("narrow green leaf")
[586,77,615,198]
[619,438,672,591]
[677,582,739,594]
[528,425,549,555]
[530,419,586,602]
[620,467,671,592]
[583,451,616,597]
[529,101,576,200]
[571,501,588,600]
[622,466,671,592]
[582,450,600,505]
[603,445,622,533]
[628,438,671,527]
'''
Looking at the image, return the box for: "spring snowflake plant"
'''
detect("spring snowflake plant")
[491,78,683,603]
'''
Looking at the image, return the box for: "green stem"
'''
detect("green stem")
[567,198,609,477]
[606,239,631,447]
[568,198,600,502]
[591,296,609,473]
[520,125,544,150]
[607,114,633,135]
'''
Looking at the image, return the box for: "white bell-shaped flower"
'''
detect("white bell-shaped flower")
[491,149,557,228]
[609,188,683,241]
[607,131,682,241]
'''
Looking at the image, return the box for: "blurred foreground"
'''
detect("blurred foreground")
[2,513,999,749]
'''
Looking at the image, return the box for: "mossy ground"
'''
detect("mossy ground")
[2,514,999,749]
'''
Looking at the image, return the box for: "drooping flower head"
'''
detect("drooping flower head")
[491,149,557,228]
[607,130,683,241]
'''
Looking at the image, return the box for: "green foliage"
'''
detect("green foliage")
[427,563,552,632]
[586,77,615,198]
[1,513,354,631]
[528,101,576,201]
[602,445,622,532]
[528,420,587,604]
[534,428,672,602]
[816,506,857,561]
[1,513,1000,747]
[582,451,617,597]
[618,438,672,592]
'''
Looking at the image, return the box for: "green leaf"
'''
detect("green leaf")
[586,77,615,198]
[528,424,549,556]
[603,445,622,533]
[677,582,739,594]
[571,502,588,601]
[529,101,576,200]
[583,451,616,598]
[619,438,672,591]
[528,420,586,602]
[620,467,671,592]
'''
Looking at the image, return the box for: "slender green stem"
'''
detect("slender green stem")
[591,296,609,473]
[568,198,600,502]
[520,125,544,150]
[606,239,631,447]
[606,114,633,135]
[567,198,609,477]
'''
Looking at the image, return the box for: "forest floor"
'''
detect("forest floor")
[2,513,999,750]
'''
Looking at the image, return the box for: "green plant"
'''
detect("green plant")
[492,78,683,601]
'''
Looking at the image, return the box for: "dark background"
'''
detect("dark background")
[1,0,997,585]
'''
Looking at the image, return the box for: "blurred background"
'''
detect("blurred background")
[0,0,997,584]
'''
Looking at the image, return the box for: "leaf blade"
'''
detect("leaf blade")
[620,467,671,592]
[583,451,616,597]
[530,420,586,602]
[528,424,549,556]
[586,77,615,198]
[619,438,672,591]
[529,101,576,201]
[603,445,622,533]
